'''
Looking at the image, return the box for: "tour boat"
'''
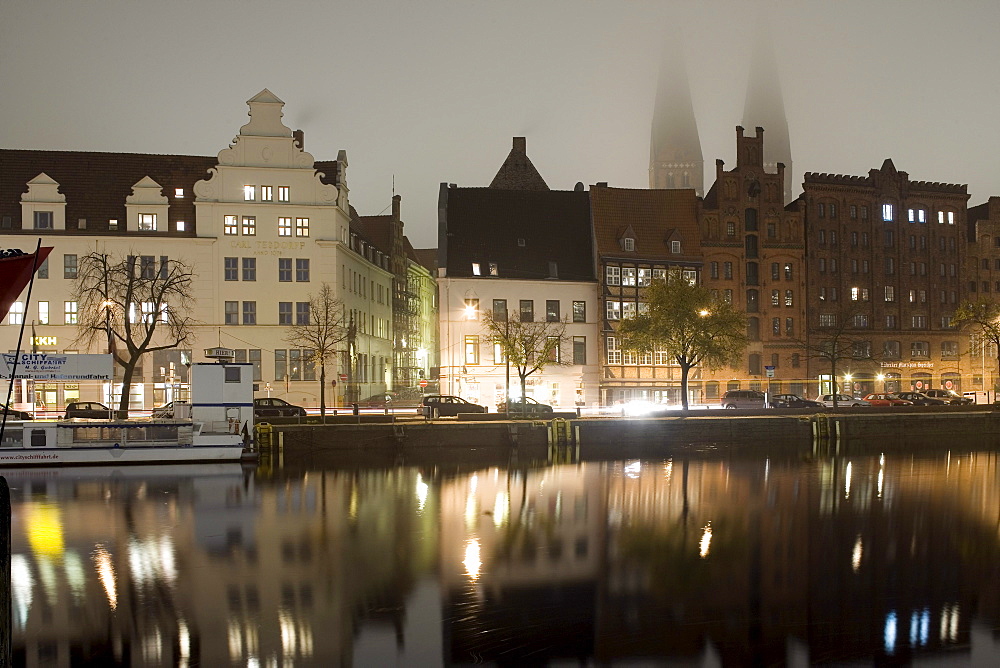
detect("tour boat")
[0,417,246,465]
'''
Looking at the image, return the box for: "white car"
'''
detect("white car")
[816,394,871,408]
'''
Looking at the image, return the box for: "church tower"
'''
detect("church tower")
[648,41,703,196]
[742,30,793,202]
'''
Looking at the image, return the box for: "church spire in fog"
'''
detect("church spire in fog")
[649,37,703,196]
[742,27,792,202]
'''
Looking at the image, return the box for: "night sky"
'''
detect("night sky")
[3,0,998,248]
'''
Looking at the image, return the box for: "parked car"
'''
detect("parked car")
[64,401,114,419]
[923,389,974,405]
[816,394,871,408]
[720,390,766,409]
[497,397,554,416]
[0,402,31,420]
[895,391,946,406]
[151,401,190,418]
[361,388,423,408]
[769,394,823,409]
[419,395,486,418]
[862,393,913,407]
[253,397,307,418]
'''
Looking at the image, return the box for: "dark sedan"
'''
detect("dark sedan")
[896,391,946,406]
[419,395,486,418]
[64,401,114,419]
[497,397,555,416]
[1,403,31,420]
[769,394,823,409]
[253,397,307,418]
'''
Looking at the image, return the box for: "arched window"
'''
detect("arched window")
[747,316,760,341]
[745,234,758,258]
[745,208,758,231]
[746,289,759,313]
[748,353,762,375]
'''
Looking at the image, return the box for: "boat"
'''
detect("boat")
[0,417,245,465]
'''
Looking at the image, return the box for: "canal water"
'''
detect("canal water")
[4,446,1000,666]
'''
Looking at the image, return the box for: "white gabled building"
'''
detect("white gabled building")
[436,138,600,411]
[0,90,397,411]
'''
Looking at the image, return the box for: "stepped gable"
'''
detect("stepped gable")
[590,186,702,262]
[489,137,549,191]
[444,187,592,280]
[0,149,216,234]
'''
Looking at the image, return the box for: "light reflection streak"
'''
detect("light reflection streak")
[884,610,897,655]
[178,619,190,665]
[851,535,862,572]
[699,522,712,558]
[844,461,852,499]
[11,554,32,628]
[624,461,641,479]
[415,472,429,511]
[493,493,508,527]
[64,551,86,600]
[26,503,65,558]
[93,545,118,610]
[463,538,482,580]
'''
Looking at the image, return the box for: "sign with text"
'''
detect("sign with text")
[0,353,113,380]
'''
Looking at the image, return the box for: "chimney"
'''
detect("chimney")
[392,194,401,221]
[513,137,526,153]
[293,129,304,149]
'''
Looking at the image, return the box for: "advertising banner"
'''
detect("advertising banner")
[0,353,113,380]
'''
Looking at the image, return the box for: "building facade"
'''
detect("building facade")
[0,90,408,411]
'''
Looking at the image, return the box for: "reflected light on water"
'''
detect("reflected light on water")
[884,610,897,655]
[464,538,482,581]
[11,554,32,628]
[852,535,863,572]
[844,462,852,499]
[624,461,641,479]
[415,472,429,511]
[178,619,190,667]
[279,610,314,659]
[941,603,960,641]
[128,535,177,586]
[26,503,65,558]
[93,545,118,610]
[699,522,712,558]
[493,493,508,527]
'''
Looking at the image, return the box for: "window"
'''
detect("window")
[852,287,860,301]
[948,211,955,224]
[908,208,915,223]
[772,317,780,335]
[745,235,758,258]
[296,302,310,325]
[884,230,894,247]
[770,262,780,281]
[883,341,900,358]
[885,257,895,274]
[242,216,256,236]
[546,300,560,322]
[493,339,505,364]
[464,335,479,365]
[63,301,78,324]
[606,337,621,364]
[785,317,793,336]
[749,353,761,375]
[63,254,77,279]
[852,341,871,358]
[242,257,256,281]
[225,301,238,325]
[653,268,667,282]
[492,299,507,321]
[606,301,621,320]
[296,218,310,237]
[464,298,479,320]
[819,314,837,327]
[471,263,481,276]
[818,230,826,244]
[784,263,792,281]
[911,341,929,358]
[279,302,292,325]
[225,257,238,281]
[941,315,953,329]
[622,268,636,286]
[638,269,651,287]
[606,266,620,286]
[850,204,857,219]
[520,300,533,322]
[224,215,238,235]
[36,257,48,279]
[723,289,733,303]
[771,290,780,307]
[671,240,681,254]
[7,302,23,325]
[886,314,897,329]
[243,185,255,201]
[746,262,758,285]
[792,353,800,368]
[623,237,635,251]
[747,289,759,312]
[295,258,309,282]
[242,301,256,325]
[767,222,776,238]
[885,286,895,302]
[942,341,959,358]
[853,314,869,328]
[278,186,289,202]
[546,336,561,363]
[747,317,760,341]
[724,262,733,280]
[882,203,894,221]
[33,211,53,229]
[278,217,292,236]
[726,221,736,237]
[785,290,793,307]
[572,301,586,322]
[278,258,292,282]
[37,301,48,325]
[818,202,826,217]
[861,205,869,219]
[912,315,927,328]
[138,255,155,279]
[819,258,826,273]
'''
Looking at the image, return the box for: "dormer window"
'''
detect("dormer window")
[175,188,184,198]
[489,263,498,276]
[623,237,635,251]
[671,241,681,254]
[472,263,481,276]
[517,238,525,247]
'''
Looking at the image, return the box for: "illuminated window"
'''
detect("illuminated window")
[278,217,292,236]
[38,301,48,325]
[882,203,893,221]
[546,336,561,363]
[606,337,621,364]
[278,186,289,202]
[671,240,681,253]
[606,266,620,285]
[175,188,184,198]
[141,302,156,323]
[885,286,894,302]
[622,268,636,286]
[176,220,186,231]
[785,290,793,307]
[261,186,273,201]
[948,211,955,224]
[8,301,23,325]
[224,215,238,235]
[138,213,157,231]
[242,216,256,235]
[623,237,635,251]
[243,185,255,201]
[464,335,480,365]
[296,217,310,237]
[472,263,481,275]
[605,301,621,320]
[64,301,78,325]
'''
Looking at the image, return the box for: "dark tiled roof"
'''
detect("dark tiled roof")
[0,149,217,235]
[412,248,437,272]
[590,186,702,262]
[354,214,393,255]
[489,138,549,191]
[443,187,594,281]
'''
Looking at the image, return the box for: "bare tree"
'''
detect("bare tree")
[72,252,196,417]
[482,310,569,409]
[953,298,1000,391]
[284,283,349,416]
[794,305,876,407]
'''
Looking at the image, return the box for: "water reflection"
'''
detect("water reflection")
[4,450,1000,666]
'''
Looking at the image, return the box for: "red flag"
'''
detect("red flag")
[0,247,53,320]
